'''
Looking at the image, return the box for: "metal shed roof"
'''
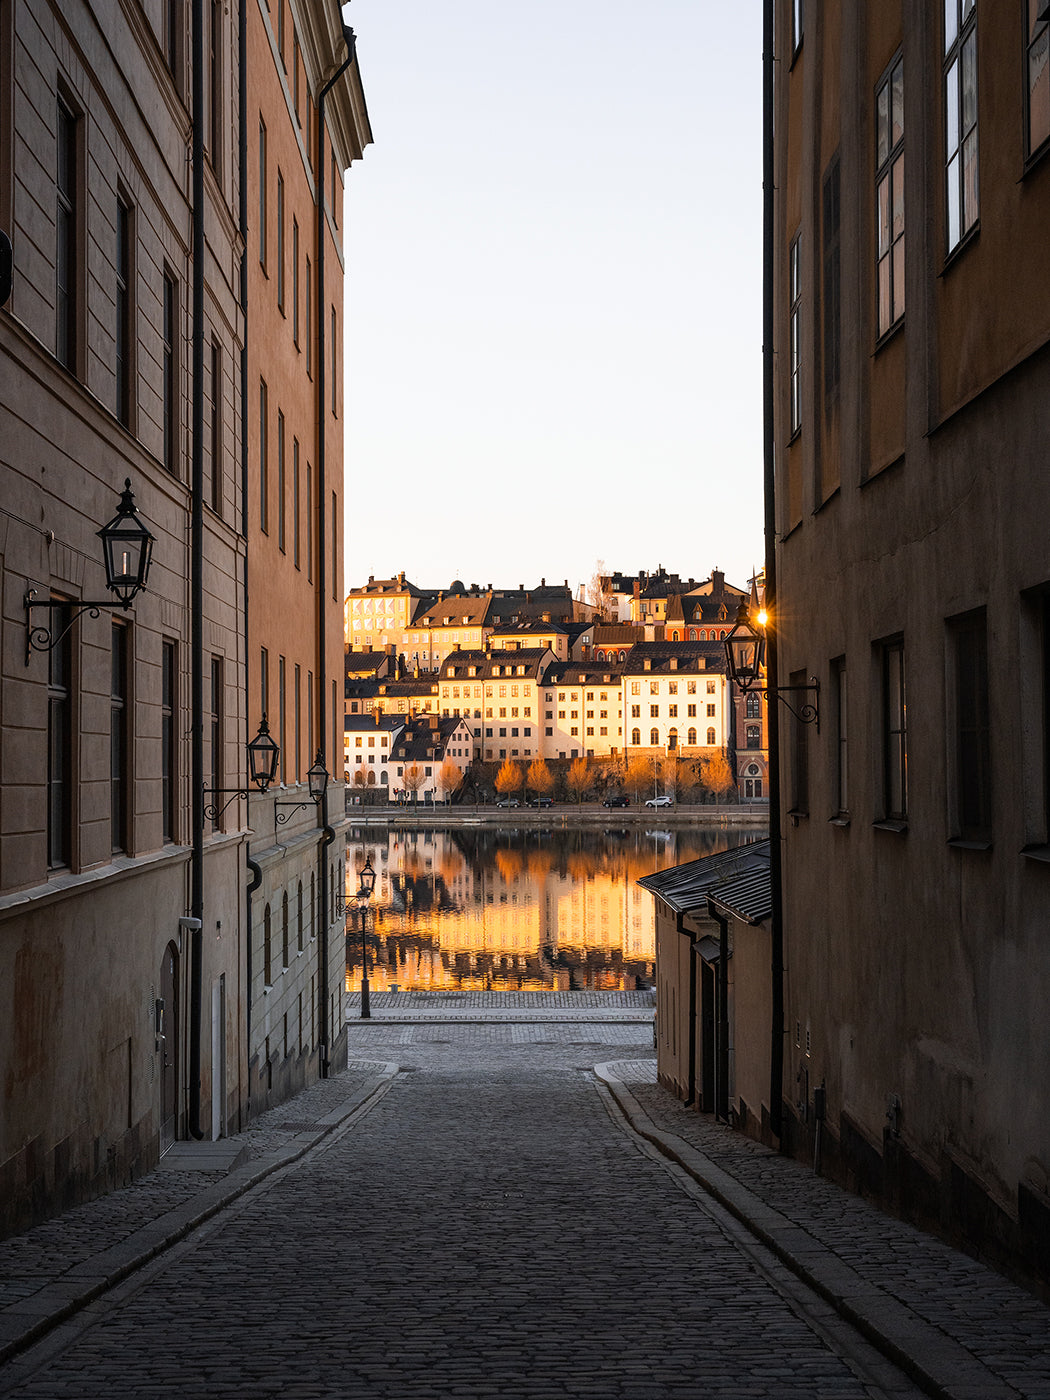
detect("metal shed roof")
[636,839,770,916]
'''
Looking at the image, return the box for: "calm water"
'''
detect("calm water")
[344,822,766,993]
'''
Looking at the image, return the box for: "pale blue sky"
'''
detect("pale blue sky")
[343,1,763,599]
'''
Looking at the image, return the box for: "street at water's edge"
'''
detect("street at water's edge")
[1,1004,1048,1399]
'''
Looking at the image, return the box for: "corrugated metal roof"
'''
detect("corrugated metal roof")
[636,839,769,915]
[707,865,773,925]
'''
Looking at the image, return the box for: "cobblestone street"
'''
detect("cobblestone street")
[0,1002,1047,1399]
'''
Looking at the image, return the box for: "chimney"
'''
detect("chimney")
[582,643,590,659]
[633,580,640,598]
[712,568,725,594]
[368,575,374,584]
[398,571,404,586]
[540,577,546,586]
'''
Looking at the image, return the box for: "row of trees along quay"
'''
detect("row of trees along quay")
[374,752,738,808]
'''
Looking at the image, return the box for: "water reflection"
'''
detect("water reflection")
[344,823,766,993]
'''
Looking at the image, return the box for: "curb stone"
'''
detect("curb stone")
[593,1061,1021,1400]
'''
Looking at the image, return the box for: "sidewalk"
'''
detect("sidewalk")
[597,1060,1050,1400]
[0,1059,397,1367]
[345,988,656,1021]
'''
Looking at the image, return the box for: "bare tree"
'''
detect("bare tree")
[402,763,425,806]
[624,754,654,803]
[701,750,736,807]
[437,758,461,805]
[526,757,554,803]
[567,756,591,807]
[588,559,613,620]
[494,759,524,801]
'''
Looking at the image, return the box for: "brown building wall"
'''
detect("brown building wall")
[772,0,1050,1281]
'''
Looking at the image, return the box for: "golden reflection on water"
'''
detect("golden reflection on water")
[344,824,763,993]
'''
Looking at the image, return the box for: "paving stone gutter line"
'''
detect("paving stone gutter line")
[595,1062,1022,1400]
[0,1063,398,1368]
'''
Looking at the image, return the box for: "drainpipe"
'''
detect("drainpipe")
[188,0,206,1139]
[708,899,730,1124]
[238,0,252,1068]
[676,911,697,1107]
[762,0,785,1142]
[315,18,356,1076]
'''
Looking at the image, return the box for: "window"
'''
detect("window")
[1027,0,1050,158]
[650,705,659,718]
[293,438,300,568]
[210,656,223,830]
[208,0,222,176]
[47,598,72,868]
[789,668,809,815]
[306,462,312,580]
[162,641,177,843]
[261,646,269,721]
[277,410,286,551]
[294,663,301,783]
[162,272,177,473]
[706,680,715,694]
[258,118,267,267]
[278,656,286,784]
[56,97,79,372]
[305,258,311,374]
[831,657,848,816]
[297,882,304,952]
[282,892,289,969]
[164,0,180,79]
[210,338,222,514]
[116,199,133,426]
[276,170,285,311]
[746,724,761,749]
[945,0,978,252]
[650,728,660,746]
[707,703,716,717]
[330,305,337,414]
[259,379,268,531]
[332,491,338,599]
[948,610,991,842]
[789,233,802,435]
[822,155,841,398]
[880,637,908,822]
[111,623,130,853]
[668,705,677,718]
[292,219,299,345]
[875,55,904,336]
[263,904,272,986]
[707,727,717,746]
[746,692,760,718]
[792,0,804,55]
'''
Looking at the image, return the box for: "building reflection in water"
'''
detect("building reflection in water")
[344,824,766,993]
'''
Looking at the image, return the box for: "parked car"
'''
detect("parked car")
[602,793,630,808]
[644,794,674,808]
[495,797,520,808]
[526,796,554,808]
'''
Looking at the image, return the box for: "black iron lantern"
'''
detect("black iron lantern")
[357,855,376,901]
[307,751,329,801]
[247,716,280,792]
[724,601,766,690]
[98,478,155,606]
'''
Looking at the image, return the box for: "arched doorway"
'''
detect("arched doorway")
[159,941,179,1150]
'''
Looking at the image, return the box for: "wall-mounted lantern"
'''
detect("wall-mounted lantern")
[24,478,155,665]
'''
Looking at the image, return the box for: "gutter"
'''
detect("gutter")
[315,18,357,1076]
[188,0,206,1140]
[707,898,731,1125]
[762,0,785,1141]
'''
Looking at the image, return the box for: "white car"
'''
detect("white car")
[645,794,674,808]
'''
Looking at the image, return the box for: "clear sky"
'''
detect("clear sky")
[343,1,764,601]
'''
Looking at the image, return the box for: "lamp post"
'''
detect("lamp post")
[24,478,156,664]
[356,855,376,1019]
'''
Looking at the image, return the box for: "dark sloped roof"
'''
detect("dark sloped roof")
[544,661,625,685]
[707,864,773,925]
[637,840,770,915]
[389,715,472,762]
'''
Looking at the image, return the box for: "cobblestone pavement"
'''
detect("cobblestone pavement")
[0,1013,1046,1399]
[3,1022,920,1400]
[601,1061,1050,1400]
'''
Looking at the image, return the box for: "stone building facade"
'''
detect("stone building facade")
[770,0,1050,1281]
